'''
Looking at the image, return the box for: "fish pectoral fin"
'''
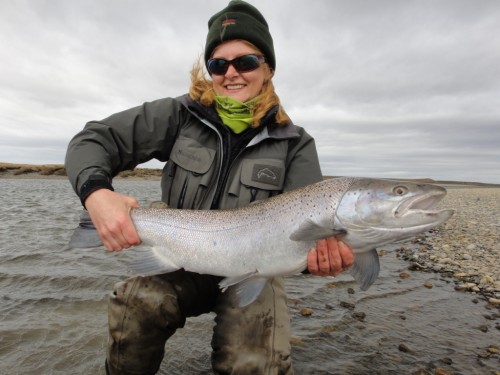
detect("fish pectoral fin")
[349,248,380,291]
[66,210,103,249]
[130,246,180,276]
[219,273,268,307]
[289,219,346,241]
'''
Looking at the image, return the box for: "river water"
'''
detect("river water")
[0,179,498,374]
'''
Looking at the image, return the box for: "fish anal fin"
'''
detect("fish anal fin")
[219,273,268,307]
[218,272,258,292]
[349,248,380,291]
[290,219,345,241]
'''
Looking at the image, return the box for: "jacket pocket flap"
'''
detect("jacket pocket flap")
[169,136,215,174]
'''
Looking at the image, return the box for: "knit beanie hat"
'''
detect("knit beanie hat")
[204,0,276,70]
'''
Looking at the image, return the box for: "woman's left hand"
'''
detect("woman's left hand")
[307,237,354,277]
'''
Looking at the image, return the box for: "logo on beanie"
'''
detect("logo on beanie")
[221,18,236,27]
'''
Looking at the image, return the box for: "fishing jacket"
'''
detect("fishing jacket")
[65,94,323,210]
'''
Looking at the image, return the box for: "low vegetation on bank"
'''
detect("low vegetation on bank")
[0,162,162,179]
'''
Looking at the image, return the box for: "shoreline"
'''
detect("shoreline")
[396,187,500,309]
[2,162,499,187]
[0,162,162,180]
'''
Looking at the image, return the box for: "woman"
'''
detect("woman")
[65,1,354,374]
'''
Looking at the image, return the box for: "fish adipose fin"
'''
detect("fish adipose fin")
[130,247,180,276]
[67,210,103,249]
[349,248,380,291]
[289,219,346,241]
[219,273,268,307]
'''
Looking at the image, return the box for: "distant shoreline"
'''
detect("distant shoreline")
[0,162,162,181]
[1,162,499,187]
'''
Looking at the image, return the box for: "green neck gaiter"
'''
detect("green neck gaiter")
[215,96,256,134]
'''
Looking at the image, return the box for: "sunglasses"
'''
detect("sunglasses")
[207,54,266,75]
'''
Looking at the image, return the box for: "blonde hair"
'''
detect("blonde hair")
[189,50,290,127]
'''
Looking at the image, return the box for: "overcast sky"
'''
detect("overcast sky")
[1,0,499,183]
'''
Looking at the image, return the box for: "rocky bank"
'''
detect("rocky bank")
[397,187,500,307]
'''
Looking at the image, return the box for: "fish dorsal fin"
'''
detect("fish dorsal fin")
[219,273,268,307]
[130,246,180,276]
[148,201,169,209]
[289,219,346,241]
[349,248,380,291]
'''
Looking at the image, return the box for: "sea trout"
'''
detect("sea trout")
[69,177,454,306]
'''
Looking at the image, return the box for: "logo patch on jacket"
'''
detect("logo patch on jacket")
[252,164,282,186]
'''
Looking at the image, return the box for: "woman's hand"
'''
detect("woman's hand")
[307,237,354,277]
[84,189,141,251]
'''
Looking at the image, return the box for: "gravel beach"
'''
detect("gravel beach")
[398,187,500,305]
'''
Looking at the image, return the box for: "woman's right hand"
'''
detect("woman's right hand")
[84,189,141,251]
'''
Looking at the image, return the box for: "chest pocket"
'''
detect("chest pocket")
[225,158,285,208]
[161,136,216,209]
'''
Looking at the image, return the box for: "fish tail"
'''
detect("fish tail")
[66,210,103,249]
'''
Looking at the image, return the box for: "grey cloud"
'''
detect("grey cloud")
[0,0,498,183]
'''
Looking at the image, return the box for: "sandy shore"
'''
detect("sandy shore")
[398,187,500,306]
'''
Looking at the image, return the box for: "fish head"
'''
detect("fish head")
[335,178,455,250]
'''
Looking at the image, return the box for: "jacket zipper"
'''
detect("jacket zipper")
[198,118,225,209]
[182,101,282,209]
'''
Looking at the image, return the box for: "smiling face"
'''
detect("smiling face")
[210,40,267,103]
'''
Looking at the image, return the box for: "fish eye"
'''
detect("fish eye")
[393,186,408,196]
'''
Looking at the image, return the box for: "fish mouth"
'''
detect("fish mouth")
[394,188,451,218]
